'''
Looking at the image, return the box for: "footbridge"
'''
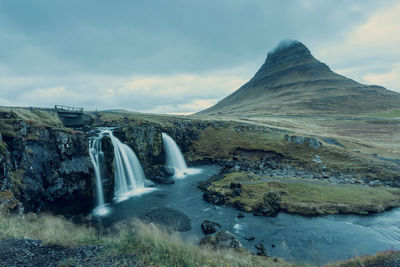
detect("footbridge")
[55,105,85,127]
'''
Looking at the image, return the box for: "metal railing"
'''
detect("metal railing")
[54,105,83,113]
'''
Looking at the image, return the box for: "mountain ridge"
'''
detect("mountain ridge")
[196,40,400,116]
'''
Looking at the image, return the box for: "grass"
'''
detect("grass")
[207,172,400,215]
[325,250,400,267]
[0,107,63,127]
[0,212,291,267]
[188,125,398,182]
[368,108,400,118]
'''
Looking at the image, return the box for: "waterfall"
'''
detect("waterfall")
[106,130,155,202]
[89,129,156,216]
[162,132,201,178]
[89,132,111,216]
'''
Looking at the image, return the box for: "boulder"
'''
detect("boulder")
[201,220,221,235]
[199,230,242,249]
[255,242,268,256]
[141,207,191,232]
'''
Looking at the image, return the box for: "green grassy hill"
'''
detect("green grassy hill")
[196,40,400,117]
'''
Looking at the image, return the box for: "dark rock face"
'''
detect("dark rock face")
[0,113,95,214]
[201,220,221,235]
[113,123,165,179]
[202,191,226,205]
[0,238,104,267]
[100,135,115,202]
[141,207,191,232]
[199,230,242,249]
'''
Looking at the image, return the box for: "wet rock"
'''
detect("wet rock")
[199,230,242,249]
[202,191,225,205]
[255,242,268,256]
[141,207,191,232]
[244,236,255,241]
[237,213,245,218]
[201,220,221,235]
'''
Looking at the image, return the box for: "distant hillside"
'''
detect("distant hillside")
[196,40,400,116]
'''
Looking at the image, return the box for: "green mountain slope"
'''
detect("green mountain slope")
[196,40,400,116]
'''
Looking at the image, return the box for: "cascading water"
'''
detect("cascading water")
[90,129,156,216]
[162,132,201,178]
[107,130,156,202]
[89,132,111,216]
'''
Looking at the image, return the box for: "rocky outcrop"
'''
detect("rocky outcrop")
[100,135,115,202]
[199,230,242,249]
[253,190,281,217]
[141,207,191,232]
[113,123,165,179]
[201,220,221,235]
[284,135,322,149]
[0,111,95,214]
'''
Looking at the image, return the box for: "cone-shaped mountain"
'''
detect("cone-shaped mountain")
[196,40,400,116]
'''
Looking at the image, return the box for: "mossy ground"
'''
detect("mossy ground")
[207,172,400,215]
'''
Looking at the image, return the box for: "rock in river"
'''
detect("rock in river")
[199,230,242,249]
[201,220,221,235]
[141,207,191,232]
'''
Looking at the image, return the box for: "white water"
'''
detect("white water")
[89,132,111,216]
[89,129,156,216]
[106,130,156,202]
[162,132,201,178]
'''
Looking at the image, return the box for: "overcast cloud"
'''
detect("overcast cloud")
[0,0,399,114]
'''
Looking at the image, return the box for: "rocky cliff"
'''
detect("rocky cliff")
[0,110,94,215]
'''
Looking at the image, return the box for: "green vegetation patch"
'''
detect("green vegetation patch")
[0,141,7,155]
[207,172,400,215]
[368,108,400,118]
[10,169,26,198]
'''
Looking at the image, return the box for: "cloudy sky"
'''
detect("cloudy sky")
[1,0,399,114]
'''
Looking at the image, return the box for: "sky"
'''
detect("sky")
[1,0,399,114]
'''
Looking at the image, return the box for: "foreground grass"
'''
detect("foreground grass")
[325,250,400,267]
[0,212,290,267]
[207,172,400,215]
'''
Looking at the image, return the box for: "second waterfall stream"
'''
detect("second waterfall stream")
[162,132,201,178]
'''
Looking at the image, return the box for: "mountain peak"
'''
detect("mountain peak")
[262,40,319,71]
[268,39,307,55]
[250,40,329,83]
[196,39,400,116]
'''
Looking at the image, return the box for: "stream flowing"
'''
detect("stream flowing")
[99,165,400,265]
